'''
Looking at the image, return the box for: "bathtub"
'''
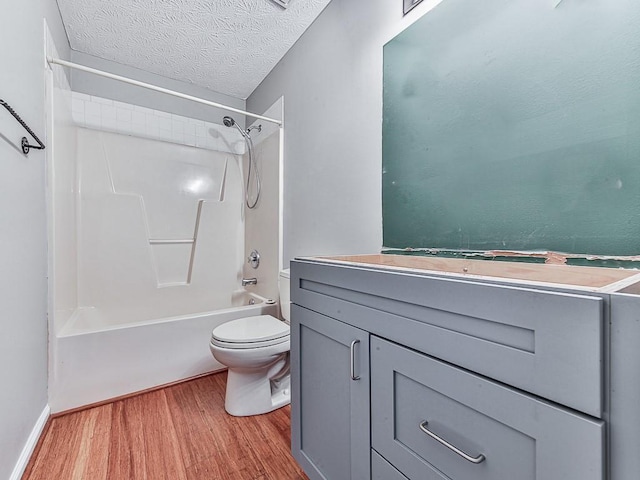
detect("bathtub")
[49,292,277,413]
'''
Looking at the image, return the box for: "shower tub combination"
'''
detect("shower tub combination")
[52,293,276,412]
[47,68,282,413]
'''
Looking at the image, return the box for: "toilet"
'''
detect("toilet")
[209,269,291,416]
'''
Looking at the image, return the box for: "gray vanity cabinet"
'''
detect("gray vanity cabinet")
[290,257,640,480]
[290,304,370,480]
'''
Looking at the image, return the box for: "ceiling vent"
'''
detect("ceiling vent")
[270,0,290,8]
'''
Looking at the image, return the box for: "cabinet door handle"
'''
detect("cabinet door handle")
[419,420,486,464]
[350,340,360,381]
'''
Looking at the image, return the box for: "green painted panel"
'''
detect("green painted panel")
[383,0,640,255]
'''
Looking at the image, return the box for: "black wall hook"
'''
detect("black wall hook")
[0,99,46,154]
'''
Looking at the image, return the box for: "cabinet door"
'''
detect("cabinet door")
[371,336,604,480]
[291,305,370,480]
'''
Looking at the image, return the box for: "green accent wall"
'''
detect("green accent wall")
[383,0,640,255]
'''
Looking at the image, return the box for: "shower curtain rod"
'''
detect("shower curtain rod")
[46,57,283,126]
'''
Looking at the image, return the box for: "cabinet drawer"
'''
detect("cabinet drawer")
[371,337,604,480]
[293,261,604,416]
[372,450,408,480]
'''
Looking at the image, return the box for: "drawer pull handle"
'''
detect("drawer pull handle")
[419,421,486,464]
[350,340,360,381]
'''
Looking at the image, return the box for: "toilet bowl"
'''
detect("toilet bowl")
[209,269,291,416]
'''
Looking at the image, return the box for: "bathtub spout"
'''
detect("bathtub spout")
[242,277,258,286]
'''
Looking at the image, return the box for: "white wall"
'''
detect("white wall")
[0,0,69,478]
[247,0,444,264]
[71,51,248,127]
[244,130,281,302]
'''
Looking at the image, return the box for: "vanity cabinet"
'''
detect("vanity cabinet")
[290,255,640,480]
[290,304,370,480]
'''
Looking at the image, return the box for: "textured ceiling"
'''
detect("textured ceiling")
[57,0,331,99]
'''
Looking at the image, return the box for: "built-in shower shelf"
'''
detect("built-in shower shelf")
[149,239,195,244]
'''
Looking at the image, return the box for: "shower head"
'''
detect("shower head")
[223,115,252,140]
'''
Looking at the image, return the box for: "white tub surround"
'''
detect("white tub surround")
[47,87,283,413]
[70,92,248,154]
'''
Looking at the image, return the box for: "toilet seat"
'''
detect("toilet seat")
[211,315,290,349]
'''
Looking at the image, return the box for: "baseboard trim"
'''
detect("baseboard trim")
[9,404,50,480]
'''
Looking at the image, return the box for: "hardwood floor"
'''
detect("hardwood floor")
[23,372,308,480]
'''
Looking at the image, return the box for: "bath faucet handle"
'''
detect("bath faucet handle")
[247,249,260,269]
[242,277,258,286]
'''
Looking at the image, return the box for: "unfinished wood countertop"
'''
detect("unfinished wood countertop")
[303,254,640,292]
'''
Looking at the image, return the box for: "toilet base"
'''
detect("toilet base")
[224,356,291,417]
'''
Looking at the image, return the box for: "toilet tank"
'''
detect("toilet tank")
[278,269,291,321]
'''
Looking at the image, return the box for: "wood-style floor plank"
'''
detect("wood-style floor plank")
[165,375,225,470]
[106,400,148,480]
[70,404,113,480]
[23,372,307,480]
[139,390,189,480]
[25,407,88,479]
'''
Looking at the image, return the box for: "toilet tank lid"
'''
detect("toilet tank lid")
[211,315,289,343]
